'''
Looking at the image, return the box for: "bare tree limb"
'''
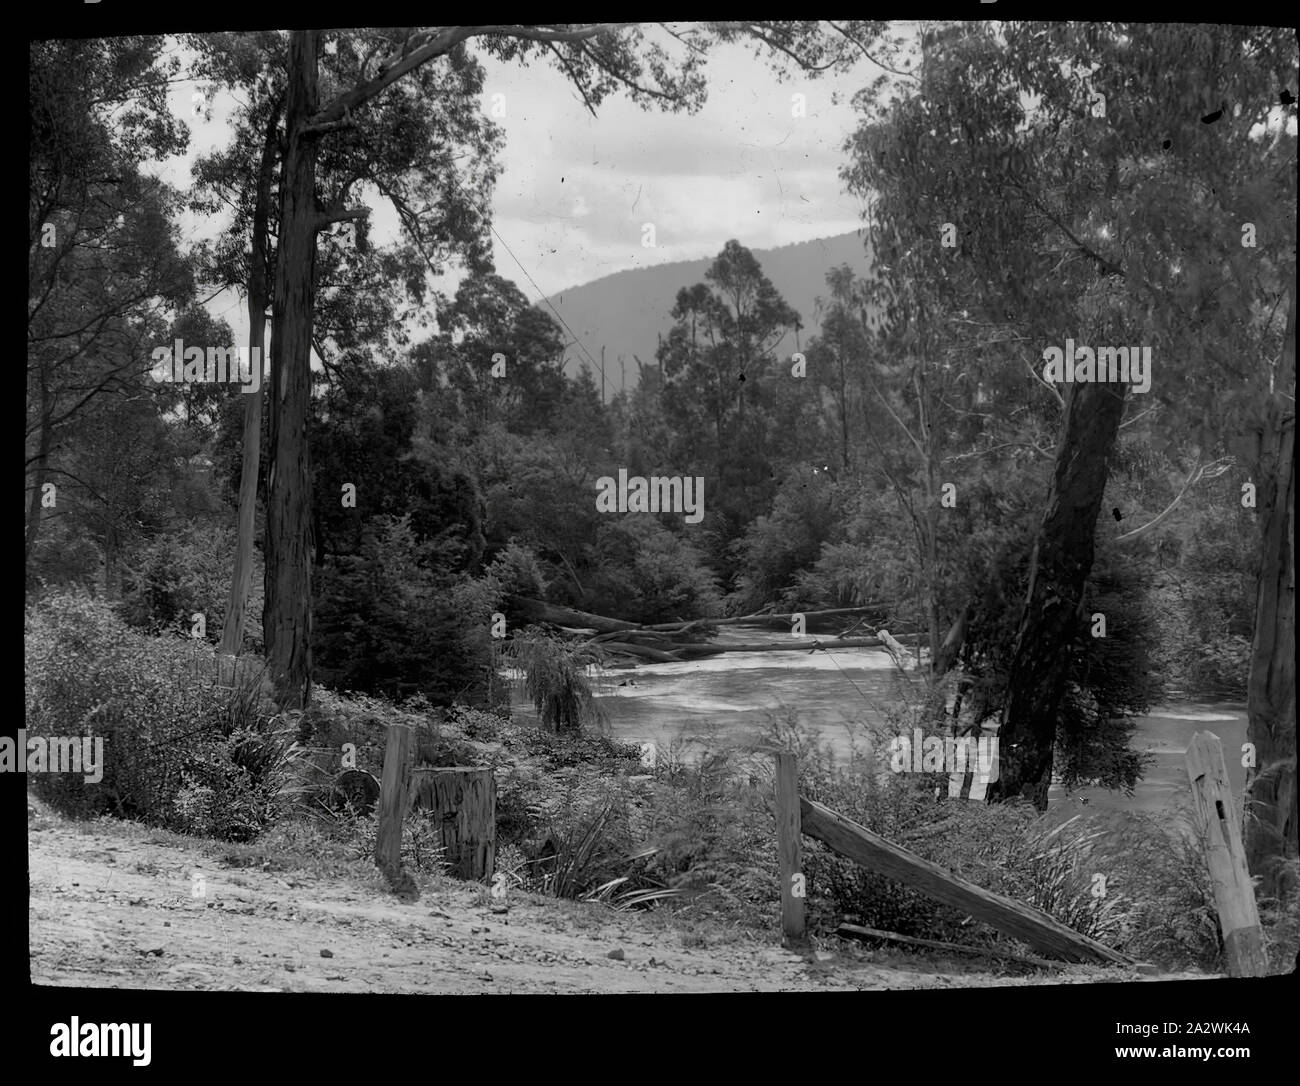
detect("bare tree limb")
[1119,403,1159,430]
[1008,177,1125,279]
[315,205,371,230]
[712,21,846,72]
[1114,457,1234,544]
[1026,351,1065,408]
[944,441,1052,463]
[544,41,599,117]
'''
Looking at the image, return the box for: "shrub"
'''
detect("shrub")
[118,519,262,650]
[25,589,290,840]
[1147,499,1256,697]
[730,467,845,613]
[996,816,1129,943]
[313,515,493,705]
[1078,808,1222,970]
[504,627,606,734]
[482,541,547,602]
[585,515,722,623]
[799,723,1031,941]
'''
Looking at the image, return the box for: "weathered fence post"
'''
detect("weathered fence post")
[375,723,413,879]
[775,751,806,946]
[1185,731,1268,977]
[409,767,497,881]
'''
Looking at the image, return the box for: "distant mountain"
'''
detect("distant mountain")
[544,231,871,400]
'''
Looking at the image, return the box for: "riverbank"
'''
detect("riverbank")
[28,793,1192,993]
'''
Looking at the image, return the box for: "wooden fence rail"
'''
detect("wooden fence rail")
[773,753,1134,965]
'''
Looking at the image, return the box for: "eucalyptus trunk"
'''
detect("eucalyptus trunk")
[219,100,279,662]
[1244,281,1297,897]
[264,31,319,711]
[987,379,1127,809]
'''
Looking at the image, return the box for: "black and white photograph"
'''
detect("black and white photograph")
[23,12,1297,1067]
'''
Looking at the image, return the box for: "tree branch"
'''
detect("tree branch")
[720,22,845,72]
[826,21,917,79]
[1114,457,1233,544]
[544,41,599,117]
[1026,350,1065,408]
[1119,402,1159,430]
[311,24,631,129]
[871,375,926,460]
[943,441,1052,463]
[301,107,357,138]
[1008,176,1125,279]
[315,205,371,231]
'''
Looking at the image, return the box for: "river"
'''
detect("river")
[511,627,1248,816]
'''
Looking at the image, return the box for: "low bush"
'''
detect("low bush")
[25,589,290,840]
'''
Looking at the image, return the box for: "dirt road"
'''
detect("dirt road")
[28,802,1167,994]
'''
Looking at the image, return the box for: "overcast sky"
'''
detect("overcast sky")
[158,27,915,342]
[464,38,891,299]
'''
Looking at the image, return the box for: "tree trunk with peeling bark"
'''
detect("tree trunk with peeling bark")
[219,101,279,663]
[1244,281,1297,897]
[264,31,319,711]
[987,380,1128,810]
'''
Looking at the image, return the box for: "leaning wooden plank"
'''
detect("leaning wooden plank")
[835,923,1061,970]
[800,797,1132,964]
[1185,731,1268,977]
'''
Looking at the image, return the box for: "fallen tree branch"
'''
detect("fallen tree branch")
[835,923,1059,971]
[600,636,922,662]
[507,596,639,634]
[597,641,682,663]
[643,604,886,633]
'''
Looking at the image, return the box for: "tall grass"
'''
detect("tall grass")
[503,627,607,733]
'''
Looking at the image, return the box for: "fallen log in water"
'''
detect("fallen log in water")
[504,596,924,666]
[678,636,917,653]
[596,635,925,665]
[508,596,898,639]
[590,628,684,645]
[506,595,639,634]
[597,641,683,663]
[642,604,887,634]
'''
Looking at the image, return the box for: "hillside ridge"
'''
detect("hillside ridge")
[543,230,871,397]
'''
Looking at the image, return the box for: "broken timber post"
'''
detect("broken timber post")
[409,767,497,881]
[375,723,413,879]
[799,797,1132,964]
[1185,731,1268,977]
[774,752,807,946]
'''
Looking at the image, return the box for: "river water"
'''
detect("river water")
[511,627,1248,816]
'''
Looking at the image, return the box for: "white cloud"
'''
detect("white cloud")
[464,39,884,298]
[155,28,905,341]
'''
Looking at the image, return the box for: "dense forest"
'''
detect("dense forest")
[26,22,1296,984]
